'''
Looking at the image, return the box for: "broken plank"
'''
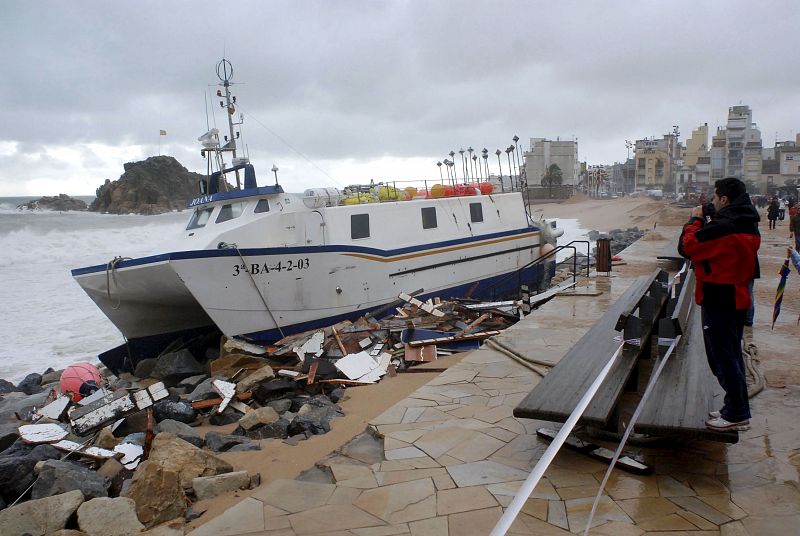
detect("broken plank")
[406,330,501,347]
[190,392,252,410]
[18,423,68,444]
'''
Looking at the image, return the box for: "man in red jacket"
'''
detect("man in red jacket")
[679,177,761,431]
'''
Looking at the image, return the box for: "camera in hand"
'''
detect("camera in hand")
[702,203,715,219]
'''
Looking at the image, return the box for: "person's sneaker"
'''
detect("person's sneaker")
[708,410,721,419]
[705,416,750,431]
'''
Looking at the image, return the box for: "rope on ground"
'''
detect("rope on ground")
[743,339,765,398]
[581,335,681,535]
[484,338,551,377]
[490,341,627,536]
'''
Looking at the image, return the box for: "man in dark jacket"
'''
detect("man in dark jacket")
[679,177,761,431]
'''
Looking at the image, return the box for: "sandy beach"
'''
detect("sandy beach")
[177,196,800,533]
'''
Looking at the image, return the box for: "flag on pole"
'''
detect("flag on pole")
[772,258,791,329]
[159,130,167,136]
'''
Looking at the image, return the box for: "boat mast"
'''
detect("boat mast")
[216,59,243,189]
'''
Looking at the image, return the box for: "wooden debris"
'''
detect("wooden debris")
[18,423,68,444]
[211,379,237,413]
[34,395,71,421]
[190,392,252,410]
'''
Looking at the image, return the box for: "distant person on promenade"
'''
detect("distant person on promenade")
[767,197,780,230]
[791,208,800,252]
[679,177,761,432]
[787,246,800,273]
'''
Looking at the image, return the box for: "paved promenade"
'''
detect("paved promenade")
[188,230,800,535]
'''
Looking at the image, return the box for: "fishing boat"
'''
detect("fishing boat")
[72,60,563,369]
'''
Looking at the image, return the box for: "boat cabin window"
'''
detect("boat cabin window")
[351,214,370,239]
[470,202,484,223]
[186,207,214,230]
[254,199,270,213]
[216,202,246,224]
[421,207,437,229]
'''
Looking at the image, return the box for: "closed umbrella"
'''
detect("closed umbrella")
[772,258,791,329]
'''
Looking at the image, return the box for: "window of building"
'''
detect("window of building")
[469,202,484,223]
[216,202,246,223]
[421,207,437,229]
[351,214,370,239]
[638,158,646,169]
[254,199,270,213]
[186,207,214,230]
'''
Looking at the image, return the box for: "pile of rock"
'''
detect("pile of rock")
[16,194,88,211]
[89,155,205,215]
[0,335,349,531]
[589,227,647,257]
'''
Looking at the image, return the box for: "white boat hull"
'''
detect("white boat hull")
[73,228,544,343]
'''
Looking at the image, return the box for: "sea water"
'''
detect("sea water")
[0,198,187,382]
[0,199,591,383]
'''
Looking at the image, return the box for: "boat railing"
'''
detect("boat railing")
[479,240,591,300]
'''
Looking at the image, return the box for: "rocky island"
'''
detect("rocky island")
[17,194,88,211]
[89,155,204,215]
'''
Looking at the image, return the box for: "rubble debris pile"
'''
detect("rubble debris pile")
[0,291,536,527]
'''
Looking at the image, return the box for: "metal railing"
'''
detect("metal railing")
[480,240,591,299]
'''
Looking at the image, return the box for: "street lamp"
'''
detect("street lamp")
[448,151,456,185]
[437,161,443,182]
[458,148,466,182]
[271,164,279,186]
[482,148,489,180]
[467,147,475,181]
[505,146,515,191]
[496,149,505,193]
[473,155,480,181]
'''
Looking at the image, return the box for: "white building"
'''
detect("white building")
[523,138,579,186]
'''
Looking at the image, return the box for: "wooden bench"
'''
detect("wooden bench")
[635,269,737,442]
[514,269,669,428]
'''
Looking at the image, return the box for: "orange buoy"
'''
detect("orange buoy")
[60,362,102,401]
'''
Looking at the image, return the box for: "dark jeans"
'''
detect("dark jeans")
[701,307,751,422]
[745,279,754,326]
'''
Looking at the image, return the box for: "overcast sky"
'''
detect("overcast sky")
[2,0,798,196]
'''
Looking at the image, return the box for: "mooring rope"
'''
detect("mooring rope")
[105,256,131,310]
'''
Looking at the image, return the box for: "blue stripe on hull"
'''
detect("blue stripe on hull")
[71,225,541,276]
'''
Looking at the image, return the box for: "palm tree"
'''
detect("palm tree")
[542,163,563,198]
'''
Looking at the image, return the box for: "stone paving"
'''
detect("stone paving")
[188,233,800,536]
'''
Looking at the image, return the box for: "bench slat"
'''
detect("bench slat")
[514,272,664,426]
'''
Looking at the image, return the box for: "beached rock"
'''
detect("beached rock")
[187,376,221,402]
[288,414,330,437]
[252,379,295,404]
[41,368,64,385]
[0,489,85,535]
[329,387,345,403]
[89,155,203,215]
[206,406,239,425]
[155,419,202,447]
[32,459,110,500]
[228,441,261,451]
[152,399,196,424]
[235,365,275,393]
[112,411,148,437]
[122,460,186,528]
[133,358,157,379]
[177,374,208,390]
[146,433,232,487]
[204,431,251,452]
[234,418,289,440]
[95,427,121,449]
[0,378,19,394]
[77,497,144,536]
[0,443,61,502]
[238,406,279,431]
[192,471,251,501]
[121,432,146,446]
[266,398,292,414]
[150,350,206,386]
[17,194,88,212]
[17,372,44,395]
